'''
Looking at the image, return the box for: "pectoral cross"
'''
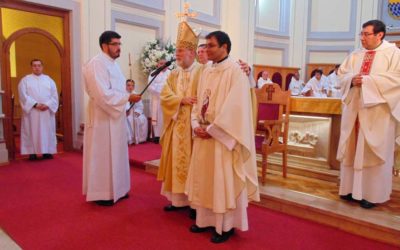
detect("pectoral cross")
[176,2,197,22]
[266,84,275,100]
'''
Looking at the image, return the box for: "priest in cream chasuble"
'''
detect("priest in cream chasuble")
[185,31,259,243]
[337,20,400,208]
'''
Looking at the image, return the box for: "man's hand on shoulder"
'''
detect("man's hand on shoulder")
[238,59,251,76]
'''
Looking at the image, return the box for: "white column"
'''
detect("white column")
[220,0,255,63]
[289,0,308,74]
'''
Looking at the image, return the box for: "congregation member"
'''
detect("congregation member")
[257,70,273,88]
[327,64,341,98]
[337,20,400,209]
[288,71,305,96]
[186,31,260,243]
[301,69,329,97]
[82,31,141,206]
[18,59,59,160]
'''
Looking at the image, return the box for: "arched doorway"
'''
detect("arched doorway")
[0,2,72,159]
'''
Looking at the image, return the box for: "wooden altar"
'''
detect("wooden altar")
[266,97,342,172]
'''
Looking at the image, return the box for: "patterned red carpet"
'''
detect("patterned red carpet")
[0,150,395,250]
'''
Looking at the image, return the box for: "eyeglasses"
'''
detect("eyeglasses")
[358,32,375,37]
[108,42,122,46]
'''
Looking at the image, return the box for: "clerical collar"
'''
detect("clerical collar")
[215,55,229,64]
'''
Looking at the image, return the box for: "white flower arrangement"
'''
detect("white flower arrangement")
[140,39,176,75]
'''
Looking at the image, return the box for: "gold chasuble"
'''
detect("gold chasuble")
[157,63,203,193]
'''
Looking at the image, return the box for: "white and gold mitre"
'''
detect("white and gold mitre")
[176,21,199,50]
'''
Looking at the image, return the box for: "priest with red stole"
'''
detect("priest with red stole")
[337,20,400,209]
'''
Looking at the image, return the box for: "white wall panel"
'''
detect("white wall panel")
[257,0,281,31]
[310,0,351,32]
[254,48,283,66]
[309,51,348,63]
[115,22,157,98]
[190,0,214,16]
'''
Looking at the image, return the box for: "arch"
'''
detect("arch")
[271,72,282,88]
[2,27,71,159]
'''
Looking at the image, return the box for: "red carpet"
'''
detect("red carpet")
[0,152,396,250]
[128,142,161,168]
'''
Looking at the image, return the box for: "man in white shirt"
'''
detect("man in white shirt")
[197,44,210,65]
[257,70,273,88]
[18,59,59,160]
[301,69,328,97]
[327,65,341,98]
[288,71,305,96]
[82,31,141,206]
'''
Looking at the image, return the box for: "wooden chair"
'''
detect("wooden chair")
[255,83,291,184]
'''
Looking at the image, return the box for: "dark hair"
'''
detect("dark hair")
[205,31,231,54]
[99,31,121,48]
[30,58,43,65]
[314,69,323,75]
[126,79,135,84]
[362,19,386,39]
[334,64,340,69]
[198,43,206,48]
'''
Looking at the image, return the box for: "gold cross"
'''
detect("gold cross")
[176,2,197,22]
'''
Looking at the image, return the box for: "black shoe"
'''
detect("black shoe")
[211,229,235,244]
[360,199,376,209]
[28,154,37,161]
[153,137,160,144]
[43,154,53,159]
[340,193,356,202]
[163,204,188,212]
[120,193,129,200]
[189,224,213,233]
[189,208,196,220]
[94,200,114,206]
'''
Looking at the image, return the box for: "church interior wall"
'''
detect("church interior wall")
[10,0,385,152]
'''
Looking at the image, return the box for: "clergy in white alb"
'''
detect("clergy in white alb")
[125,79,148,145]
[148,59,171,140]
[257,70,273,88]
[337,20,400,208]
[18,59,58,159]
[301,69,328,97]
[185,31,260,243]
[327,65,341,98]
[82,31,141,206]
[288,71,305,96]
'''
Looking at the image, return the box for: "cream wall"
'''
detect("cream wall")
[19,0,383,150]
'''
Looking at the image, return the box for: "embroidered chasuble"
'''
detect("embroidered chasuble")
[186,57,260,215]
[337,40,400,203]
[157,63,203,193]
